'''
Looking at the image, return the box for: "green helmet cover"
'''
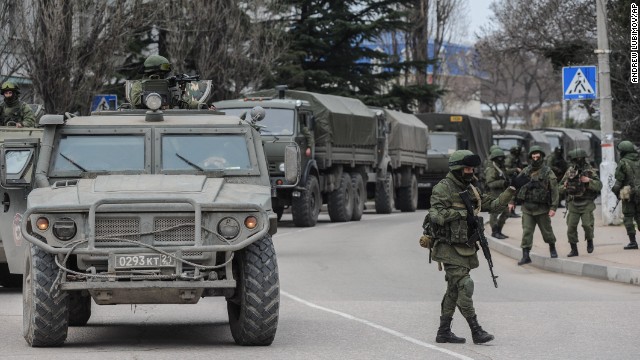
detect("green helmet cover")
[529,145,546,157]
[1,81,19,93]
[490,148,506,160]
[568,148,588,160]
[489,144,500,153]
[618,140,635,153]
[143,55,171,73]
[449,150,481,170]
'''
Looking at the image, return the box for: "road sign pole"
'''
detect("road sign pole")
[596,0,622,225]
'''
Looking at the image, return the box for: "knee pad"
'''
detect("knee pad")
[459,276,475,298]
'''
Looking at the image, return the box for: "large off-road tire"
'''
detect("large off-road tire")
[0,263,23,288]
[291,175,321,227]
[396,174,418,212]
[351,173,365,221]
[375,172,394,214]
[227,235,279,346]
[23,244,69,347]
[68,291,91,326]
[327,172,354,222]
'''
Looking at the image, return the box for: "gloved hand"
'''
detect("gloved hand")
[510,174,530,192]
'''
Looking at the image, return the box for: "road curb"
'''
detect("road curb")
[487,235,640,286]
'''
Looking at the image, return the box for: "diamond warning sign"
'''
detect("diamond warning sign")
[563,66,597,100]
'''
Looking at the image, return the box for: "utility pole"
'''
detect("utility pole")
[596,0,622,224]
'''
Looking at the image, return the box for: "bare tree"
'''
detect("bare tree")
[0,1,29,95]
[157,0,288,101]
[14,0,155,114]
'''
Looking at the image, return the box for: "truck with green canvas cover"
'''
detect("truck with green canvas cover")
[0,104,298,347]
[414,113,493,208]
[215,88,429,227]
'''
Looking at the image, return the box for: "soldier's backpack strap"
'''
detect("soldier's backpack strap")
[469,184,481,215]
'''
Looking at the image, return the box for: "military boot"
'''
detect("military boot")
[497,225,509,239]
[435,316,466,344]
[567,243,579,257]
[586,239,594,253]
[466,315,494,344]
[517,248,531,265]
[549,244,558,258]
[623,234,638,250]
[491,226,507,240]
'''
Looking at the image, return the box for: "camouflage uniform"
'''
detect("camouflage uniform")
[560,149,602,256]
[515,145,559,264]
[1,82,36,127]
[611,141,640,249]
[484,148,510,239]
[429,150,515,345]
[505,146,523,177]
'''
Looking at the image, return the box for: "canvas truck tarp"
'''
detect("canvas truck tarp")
[249,89,377,147]
[383,109,429,153]
[415,113,493,163]
[494,128,552,155]
[539,127,593,160]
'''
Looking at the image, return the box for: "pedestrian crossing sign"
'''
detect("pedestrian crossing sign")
[563,66,597,100]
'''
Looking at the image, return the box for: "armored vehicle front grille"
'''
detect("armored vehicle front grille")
[95,218,140,246]
[268,163,277,172]
[154,217,195,244]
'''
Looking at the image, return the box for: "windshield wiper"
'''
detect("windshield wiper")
[59,153,88,172]
[175,152,204,171]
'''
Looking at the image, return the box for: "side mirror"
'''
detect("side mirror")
[284,143,300,185]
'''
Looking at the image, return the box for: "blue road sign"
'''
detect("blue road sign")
[563,66,597,100]
[91,94,118,112]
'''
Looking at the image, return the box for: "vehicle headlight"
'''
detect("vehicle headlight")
[144,93,162,110]
[278,163,285,172]
[52,218,77,241]
[244,216,258,230]
[218,217,240,240]
[36,217,49,231]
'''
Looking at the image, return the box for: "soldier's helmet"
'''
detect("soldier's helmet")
[449,149,481,171]
[617,140,636,153]
[489,144,500,153]
[141,55,172,74]
[568,148,588,160]
[490,148,506,160]
[1,81,19,95]
[510,146,520,154]
[529,145,546,158]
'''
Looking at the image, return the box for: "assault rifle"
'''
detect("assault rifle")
[459,190,499,288]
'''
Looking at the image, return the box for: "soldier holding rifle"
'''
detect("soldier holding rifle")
[426,150,522,345]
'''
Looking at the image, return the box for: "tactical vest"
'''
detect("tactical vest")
[434,178,481,245]
[565,166,598,200]
[518,165,552,205]
[0,102,26,125]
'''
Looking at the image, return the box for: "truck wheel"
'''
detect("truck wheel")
[68,291,91,326]
[0,263,23,288]
[227,235,279,346]
[375,173,394,214]
[291,176,321,227]
[351,173,365,221]
[23,244,69,347]
[397,174,418,212]
[328,173,354,222]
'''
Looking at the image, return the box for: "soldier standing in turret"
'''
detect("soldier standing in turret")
[611,140,640,250]
[485,148,511,239]
[0,82,35,127]
[428,150,518,345]
[560,149,602,256]
[515,145,560,265]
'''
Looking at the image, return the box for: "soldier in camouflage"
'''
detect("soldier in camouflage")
[546,146,568,208]
[611,140,640,250]
[484,148,510,239]
[515,145,559,265]
[130,55,173,109]
[505,146,523,218]
[429,150,517,345]
[1,82,36,128]
[560,148,602,256]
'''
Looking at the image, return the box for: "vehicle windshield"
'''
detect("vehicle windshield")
[429,133,457,154]
[495,138,521,151]
[219,107,295,136]
[51,135,145,173]
[544,132,562,150]
[162,134,251,171]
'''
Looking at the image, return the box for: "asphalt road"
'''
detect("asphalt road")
[1,208,639,359]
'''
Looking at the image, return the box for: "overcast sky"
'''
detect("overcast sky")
[464,0,494,43]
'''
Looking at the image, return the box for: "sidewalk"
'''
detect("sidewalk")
[485,204,640,286]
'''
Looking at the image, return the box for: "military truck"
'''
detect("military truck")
[0,103,297,346]
[493,128,552,165]
[214,88,429,227]
[533,127,592,162]
[414,113,493,208]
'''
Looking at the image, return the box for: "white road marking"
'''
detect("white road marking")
[282,291,475,360]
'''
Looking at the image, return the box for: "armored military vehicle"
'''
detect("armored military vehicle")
[493,128,552,166]
[215,88,429,227]
[415,113,493,208]
[533,127,592,162]
[0,102,297,347]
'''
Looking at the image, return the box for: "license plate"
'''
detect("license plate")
[113,254,176,269]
